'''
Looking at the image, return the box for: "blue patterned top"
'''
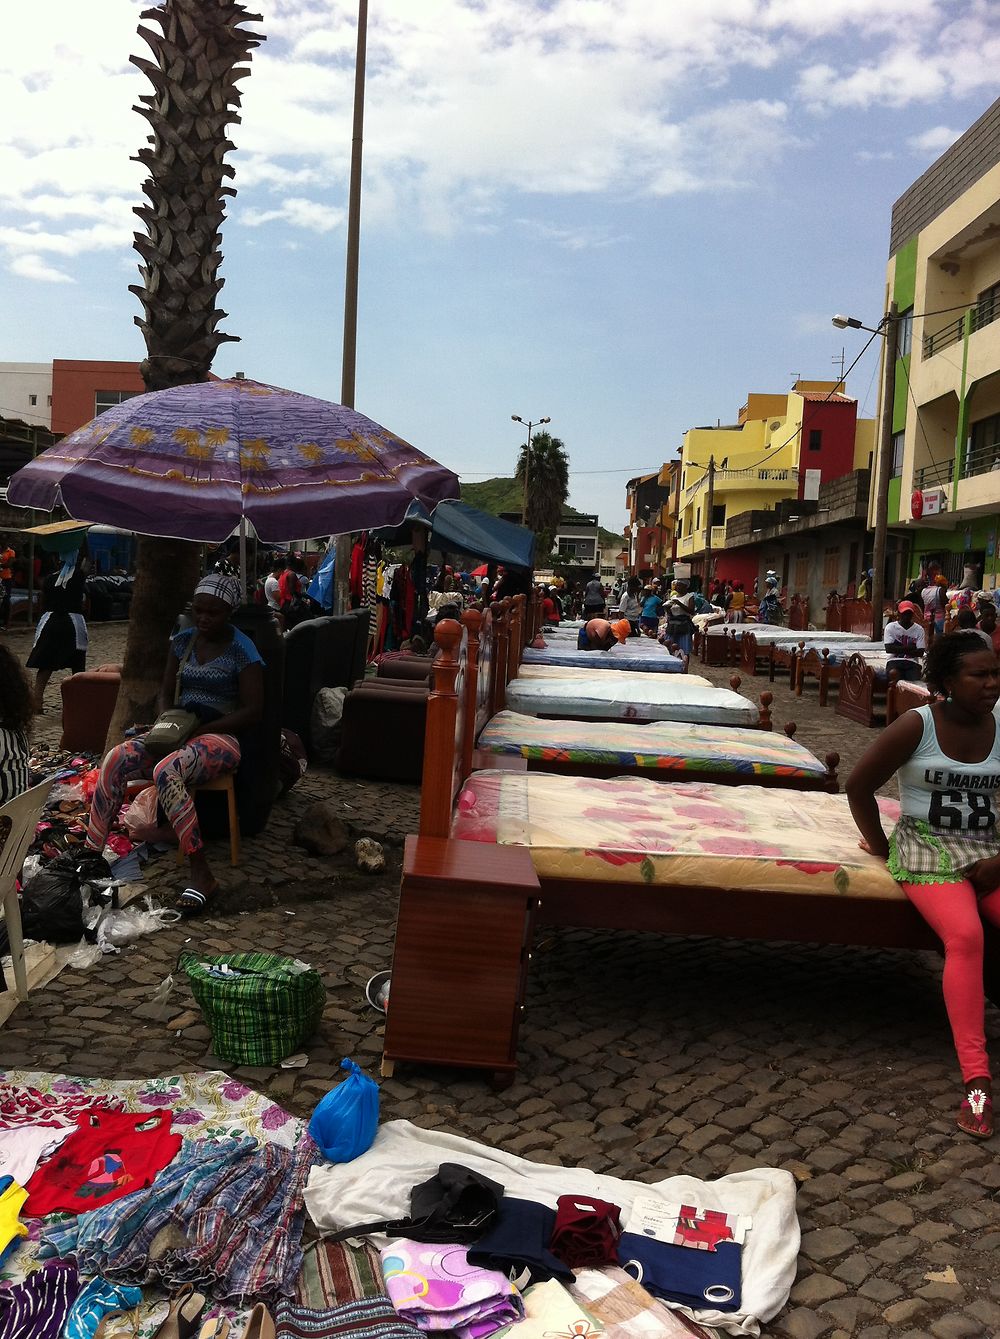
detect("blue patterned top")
[171,627,263,713]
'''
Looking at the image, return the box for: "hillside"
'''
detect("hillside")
[460,477,623,552]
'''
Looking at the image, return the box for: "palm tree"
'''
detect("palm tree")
[107,0,264,743]
[515,430,569,560]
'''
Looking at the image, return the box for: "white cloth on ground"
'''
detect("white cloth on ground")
[0,1123,74,1184]
[303,1119,798,1338]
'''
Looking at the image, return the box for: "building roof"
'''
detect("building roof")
[797,392,856,405]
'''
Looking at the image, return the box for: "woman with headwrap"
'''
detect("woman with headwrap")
[79,573,264,916]
[26,548,89,711]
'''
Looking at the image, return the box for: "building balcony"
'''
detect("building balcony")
[683,466,797,503]
[923,293,1000,360]
[676,526,725,559]
[914,459,954,489]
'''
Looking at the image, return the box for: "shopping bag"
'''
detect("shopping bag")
[309,1057,379,1163]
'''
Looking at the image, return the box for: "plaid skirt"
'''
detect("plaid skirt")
[888,816,1000,885]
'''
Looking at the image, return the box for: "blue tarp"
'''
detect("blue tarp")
[372,498,534,568]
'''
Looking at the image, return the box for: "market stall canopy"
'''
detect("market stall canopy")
[6,378,460,544]
[374,498,534,568]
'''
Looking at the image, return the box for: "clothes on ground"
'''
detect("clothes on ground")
[171,626,264,715]
[0,1122,74,1185]
[550,1194,622,1268]
[295,1240,386,1309]
[0,1259,81,1339]
[0,727,30,807]
[571,1266,714,1338]
[466,1198,572,1287]
[0,1176,28,1268]
[618,1236,742,1313]
[64,1276,143,1339]
[85,732,241,859]
[41,1134,315,1302]
[512,1279,605,1338]
[381,1239,523,1339]
[24,1109,181,1216]
[889,704,1000,882]
[275,1297,423,1339]
[0,1084,124,1128]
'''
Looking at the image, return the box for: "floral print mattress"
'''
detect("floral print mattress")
[452,772,901,899]
[506,675,759,725]
[522,643,685,672]
[476,710,828,777]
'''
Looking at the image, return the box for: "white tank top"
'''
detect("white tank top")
[897,705,1000,832]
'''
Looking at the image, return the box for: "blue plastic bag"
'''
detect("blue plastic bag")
[308,1057,379,1163]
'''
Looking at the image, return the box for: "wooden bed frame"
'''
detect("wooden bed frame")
[739,631,801,683]
[886,677,932,724]
[835,655,898,728]
[379,618,975,1083]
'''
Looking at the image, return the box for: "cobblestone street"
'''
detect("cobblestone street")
[3,622,999,1338]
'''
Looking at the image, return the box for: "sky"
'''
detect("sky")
[3,1,999,533]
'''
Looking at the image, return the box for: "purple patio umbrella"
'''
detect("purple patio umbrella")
[7,378,459,543]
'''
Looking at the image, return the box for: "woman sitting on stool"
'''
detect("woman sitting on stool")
[79,573,263,917]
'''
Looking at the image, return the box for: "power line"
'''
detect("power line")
[460,465,661,477]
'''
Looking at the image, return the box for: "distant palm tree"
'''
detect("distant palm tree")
[107,0,264,744]
[515,431,569,560]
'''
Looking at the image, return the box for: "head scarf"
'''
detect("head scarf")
[194,573,242,609]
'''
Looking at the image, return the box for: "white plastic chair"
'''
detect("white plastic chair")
[0,781,52,1003]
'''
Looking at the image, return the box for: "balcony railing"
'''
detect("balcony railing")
[683,466,797,502]
[962,439,1000,480]
[914,459,954,489]
[922,295,1000,360]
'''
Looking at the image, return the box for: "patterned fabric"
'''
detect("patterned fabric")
[0,727,30,807]
[64,1277,143,1339]
[522,646,683,673]
[86,732,241,857]
[888,814,1000,884]
[513,1279,605,1338]
[452,772,901,899]
[381,1239,524,1339]
[180,951,326,1067]
[171,626,263,713]
[41,1134,316,1303]
[477,712,826,778]
[194,573,243,608]
[570,1267,715,1338]
[275,1297,423,1339]
[295,1240,386,1309]
[0,1260,81,1339]
[505,678,756,726]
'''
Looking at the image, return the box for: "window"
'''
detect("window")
[966,412,1000,478]
[974,282,1000,334]
[95,389,139,416]
[896,306,913,357]
[28,394,37,406]
[676,519,682,539]
[891,431,905,478]
[46,395,52,406]
[808,429,822,452]
[711,504,726,527]
[822,545,840,586]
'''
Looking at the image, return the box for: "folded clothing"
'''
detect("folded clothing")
[550,1194,622,1269]
[0,1259,81,1339]
[617,1234,742,1313]
[466,1199,572,1288]
[381,1239,524,1339]
[64,1277,143,1339]
[0,1175,28,1268]
[275,1297,423,1339]
[571,1266,713,1338]
[513,1279,605,1338]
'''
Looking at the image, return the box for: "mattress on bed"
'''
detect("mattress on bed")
[748,630,871,647]
[522,645,685,673]
[505,675,759,725]
[452,772,901,899]
[478,710,828,777]
[518,665,712,688]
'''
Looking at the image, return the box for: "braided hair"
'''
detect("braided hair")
[923,630,995,697]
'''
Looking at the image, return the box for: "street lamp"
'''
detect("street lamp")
[831,307,898,639]
[512,414,551,524]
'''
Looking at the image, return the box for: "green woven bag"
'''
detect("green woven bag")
[180,950,326,1066]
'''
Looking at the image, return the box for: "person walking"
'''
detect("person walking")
[583,573,606,618]
[26,550,89,712]
[847,631,1000,1138]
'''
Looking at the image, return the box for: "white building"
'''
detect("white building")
[0,363,53,429]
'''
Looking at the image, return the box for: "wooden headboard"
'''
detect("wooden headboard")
[417,618,468,839]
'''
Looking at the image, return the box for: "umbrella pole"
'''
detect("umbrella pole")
[238,517,248,598]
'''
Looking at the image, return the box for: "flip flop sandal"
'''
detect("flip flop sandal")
[197,1319,232,1339]
[151,1286,206,1339]
[957,1083,993,1139]
[178,885,219,918]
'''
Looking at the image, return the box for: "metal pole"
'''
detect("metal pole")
[870,302,898,641]
[238,516,248,597]
[704,455,715,587]
[522,422,533,525]
[333,0,369,617]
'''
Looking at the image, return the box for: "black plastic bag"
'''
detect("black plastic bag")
[19,855,89,945]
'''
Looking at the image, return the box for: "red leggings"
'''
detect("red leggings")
[902,879,1000,1082]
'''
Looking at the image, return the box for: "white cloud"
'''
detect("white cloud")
[514,219,624,251]
[908,125,962,156]
[9,254,75,284]
[239,196,345,232]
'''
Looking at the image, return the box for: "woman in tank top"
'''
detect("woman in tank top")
[847,631,1000,1137]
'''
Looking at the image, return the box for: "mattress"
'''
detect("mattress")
[518,665,712,688]
[747,630,870,648]
[522,644,685,673]
[505,676,759,725]
[477,710,828,778]
[452,772,901,899]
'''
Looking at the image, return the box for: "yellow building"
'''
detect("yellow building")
[872,96,1000,592]
[671,381,873,577]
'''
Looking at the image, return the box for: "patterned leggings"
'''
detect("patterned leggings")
[86,734,241,858]
[902,879,1000,1083]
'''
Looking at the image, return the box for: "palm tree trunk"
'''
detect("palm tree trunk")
[106,0,263,746]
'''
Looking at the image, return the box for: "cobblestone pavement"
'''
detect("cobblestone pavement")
[3,622,999,1339]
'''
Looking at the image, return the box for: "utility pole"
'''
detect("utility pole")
[870,303,898,641]
[511,414,550,526]
[704,455,716,587]
[334,0,369,614]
